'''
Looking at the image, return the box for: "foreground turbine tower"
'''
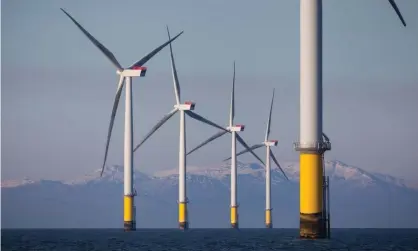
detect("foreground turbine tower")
[133,28,242,230]
[187,62,265,229]
[223,88,289,228]
[61,9,183,231]
[294,0,406,239]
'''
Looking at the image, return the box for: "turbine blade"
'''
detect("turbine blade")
[270,149,289,181]
[128,31,184,69]
[133,108,178,153]
[236,134,265,166]
[223,143,264,161]
[265,88,275,141]
[185,111,228,132]
[186,130,227,156]
[166,26,181,105]
[388,0,406,27]
[60,8,123,71]
[229,61,235,127]
[100,76,125,177]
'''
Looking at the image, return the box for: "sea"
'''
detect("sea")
[1,229,417,251]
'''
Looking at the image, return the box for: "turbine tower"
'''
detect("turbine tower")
[61,9,183,231]
[223,88,289,228]
[293,0,406,239]
[187,62,265,229]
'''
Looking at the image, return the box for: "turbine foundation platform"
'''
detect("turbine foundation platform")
[300,212,325,239]
[179,221,189,230]
[124,221,136,232]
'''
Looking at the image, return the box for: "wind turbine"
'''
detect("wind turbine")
[294,0,406,239]
[61,9,183,232]
[186,62,265,229]
[223,88,289,228]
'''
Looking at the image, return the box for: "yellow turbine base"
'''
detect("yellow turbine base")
[300,153,323,214]
[299,152,324,238]
[124,195,133,222]
[123,195,135,231]
[230,206,238,228]
[265,209,272,228]
[178,202,188,229]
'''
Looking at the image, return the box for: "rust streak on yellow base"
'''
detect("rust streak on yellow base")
[300,213,325,239]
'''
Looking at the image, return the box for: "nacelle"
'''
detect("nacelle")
[118,66,147,77]
[175,101,195,110]
[228,124,245,132]
[265,140,278,147]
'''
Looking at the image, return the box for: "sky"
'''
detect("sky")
[1,0,418,182]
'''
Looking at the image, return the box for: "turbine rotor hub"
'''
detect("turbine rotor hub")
[117,66,147,77]
[228,125,245,132]
[175,101,195,111]
[265,140,278,147]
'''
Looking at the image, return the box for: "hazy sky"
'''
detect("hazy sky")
[2,0,418,181]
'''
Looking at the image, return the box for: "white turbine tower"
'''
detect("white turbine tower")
[186,62,265,229]
[223,88,289,229]
[61,9,183,231]
[294,0,406,239]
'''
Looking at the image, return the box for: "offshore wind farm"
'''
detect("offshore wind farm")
[2,0,417,249]
[58,0,409,238]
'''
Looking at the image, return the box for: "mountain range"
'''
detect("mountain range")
[2,160,418,228]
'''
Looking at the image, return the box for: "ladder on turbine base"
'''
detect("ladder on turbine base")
[322,175,330,239]
[133,188,137,230]
[321,133,331,239]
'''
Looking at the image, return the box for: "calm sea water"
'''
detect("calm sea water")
[1,229,417,251]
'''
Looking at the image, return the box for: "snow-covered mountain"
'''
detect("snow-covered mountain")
[2,159,416,189]
[2,160,418,228]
